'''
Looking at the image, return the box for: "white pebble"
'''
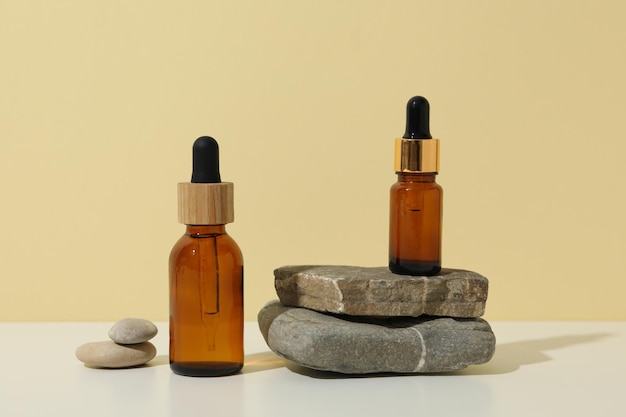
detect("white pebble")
[108,318,158,344]
[76,341,156,368]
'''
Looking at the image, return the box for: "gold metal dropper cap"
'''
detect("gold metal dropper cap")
[395,96,440,173]
[394,138,440,173]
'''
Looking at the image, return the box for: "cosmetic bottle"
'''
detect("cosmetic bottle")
[389,96,443,276]
[169,136,244,376]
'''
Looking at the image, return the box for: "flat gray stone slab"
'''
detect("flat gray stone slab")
[258,300,496,374]
[275,265,488,318]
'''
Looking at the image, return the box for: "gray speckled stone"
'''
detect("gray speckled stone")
[274,265,488,318]
[108,318,158,344]
[76,341,156,368]
[258,300,495,374]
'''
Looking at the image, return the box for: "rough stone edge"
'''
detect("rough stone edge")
[274,265,488,318]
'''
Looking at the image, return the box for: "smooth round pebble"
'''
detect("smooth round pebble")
[76,341,157,368]
[108,318,158,344]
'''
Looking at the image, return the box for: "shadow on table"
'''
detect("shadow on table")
[457,332,612,376]
[145,352,287,374]
[241,351,286,374]
[286,332,613,379]
[146,333,613,377]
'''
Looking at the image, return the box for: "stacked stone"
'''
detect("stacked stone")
[258,266,495,374]
[76,318,158,368]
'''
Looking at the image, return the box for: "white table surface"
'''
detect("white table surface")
[1,321,624,417]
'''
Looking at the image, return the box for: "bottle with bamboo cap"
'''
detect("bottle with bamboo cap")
[389,96,443,276]
[169,136,244,376]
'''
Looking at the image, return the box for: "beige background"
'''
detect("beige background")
[2,1,625,321]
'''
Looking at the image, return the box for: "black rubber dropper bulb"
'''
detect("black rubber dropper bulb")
[403,96,432,139]
[191,136,221,183]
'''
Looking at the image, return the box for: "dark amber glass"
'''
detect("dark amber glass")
[389,173,443,276]
[169,224,244,376]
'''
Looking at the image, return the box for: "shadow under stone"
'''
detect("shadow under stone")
[284,332,614,379]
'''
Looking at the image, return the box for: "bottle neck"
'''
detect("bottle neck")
[185,224,226,237]
[396,172,437,182]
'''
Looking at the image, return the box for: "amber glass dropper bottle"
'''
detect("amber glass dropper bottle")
[389,96,443,276]
[169,136,244,376]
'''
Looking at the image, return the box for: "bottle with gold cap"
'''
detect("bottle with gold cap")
[389,96,443,276]
[169,136,244,376]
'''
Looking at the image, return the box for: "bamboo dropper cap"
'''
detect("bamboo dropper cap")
[177,137,234,225]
